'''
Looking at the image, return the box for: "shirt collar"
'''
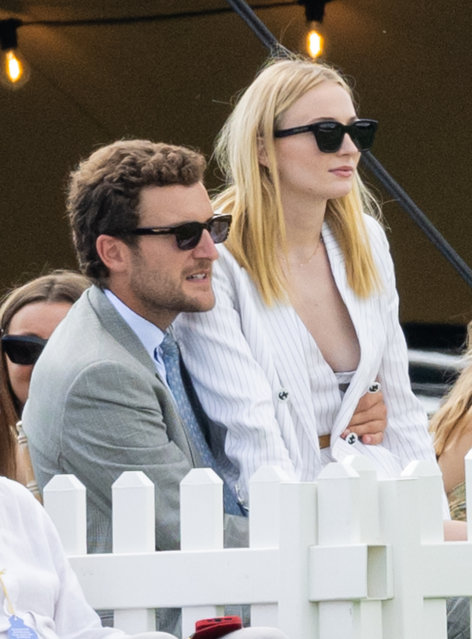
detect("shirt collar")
[104,289,166,364]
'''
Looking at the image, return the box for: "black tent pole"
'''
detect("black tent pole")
[224,0,472,289]
[224,0,290,55]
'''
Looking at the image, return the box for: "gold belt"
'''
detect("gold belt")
[319,434,331,449]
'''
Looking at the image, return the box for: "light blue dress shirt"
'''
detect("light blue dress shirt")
[103,289,169,387]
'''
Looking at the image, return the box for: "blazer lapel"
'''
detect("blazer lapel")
[88,286,201,463]
[322,224,386,453]
[87,286,158,376]
[257,295,342,459]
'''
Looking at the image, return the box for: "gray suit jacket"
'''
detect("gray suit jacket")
[23,285,247,554]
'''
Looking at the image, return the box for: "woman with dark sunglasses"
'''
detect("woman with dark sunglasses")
[0,270,90,493]
[174,56,453,521]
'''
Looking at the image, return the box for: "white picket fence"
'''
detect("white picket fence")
[43,454,472,639]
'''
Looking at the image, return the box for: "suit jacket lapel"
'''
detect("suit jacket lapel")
[322,223,384,444]
[88,286,202,464]
[87,285,158,377]
[259,298,325,446]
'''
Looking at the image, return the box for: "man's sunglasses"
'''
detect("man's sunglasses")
[123,214,232,251]
[1,334,48,365]
[274,118,378,153]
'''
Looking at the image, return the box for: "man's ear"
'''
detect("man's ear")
[96,235,130,274]
[257,136,269,168]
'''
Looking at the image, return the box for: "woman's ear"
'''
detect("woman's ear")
[257,136,269,168]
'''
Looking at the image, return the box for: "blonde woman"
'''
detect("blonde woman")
[174,55,446,512]
[431,322,472,521]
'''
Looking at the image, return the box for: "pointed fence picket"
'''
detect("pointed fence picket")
[43,456,472,639]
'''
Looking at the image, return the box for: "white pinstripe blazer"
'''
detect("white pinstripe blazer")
[175,215,439,507]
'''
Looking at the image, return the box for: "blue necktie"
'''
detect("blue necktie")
[160,332,242,516]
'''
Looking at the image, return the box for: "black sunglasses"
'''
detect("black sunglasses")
[274,118,378,153]
[122,215,232,251]
[123,214,232,251]
[1,334,48,365]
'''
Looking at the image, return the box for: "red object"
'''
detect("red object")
[190,615,243,639]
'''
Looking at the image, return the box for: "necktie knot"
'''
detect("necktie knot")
[160,331,179,360]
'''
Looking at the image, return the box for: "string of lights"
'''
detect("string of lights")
[11,2,296,27]
[0,1,332,89]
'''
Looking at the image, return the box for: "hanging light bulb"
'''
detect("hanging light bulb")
[0,19,30,90]
[306,21,324,58]
[298,1,332,59]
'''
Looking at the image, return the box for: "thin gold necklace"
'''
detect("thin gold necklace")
[293,237,324,267]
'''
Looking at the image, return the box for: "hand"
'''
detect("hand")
[444,520,467,541]
[341,385,387,445]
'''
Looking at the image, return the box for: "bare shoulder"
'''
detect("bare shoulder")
[438,419,472,493]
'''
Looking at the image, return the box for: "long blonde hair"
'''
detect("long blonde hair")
[213,55,381,305]
[430,322,472,456]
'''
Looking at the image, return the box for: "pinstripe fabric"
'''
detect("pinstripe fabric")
[174,215,440,508]
[160,332,242,515]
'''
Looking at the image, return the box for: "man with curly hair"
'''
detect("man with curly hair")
[23,140,257,635]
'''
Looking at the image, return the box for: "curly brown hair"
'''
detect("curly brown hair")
[66,140,207,285]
